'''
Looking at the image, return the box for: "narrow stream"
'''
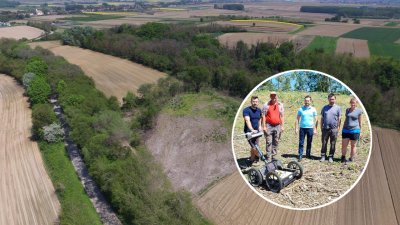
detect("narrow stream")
[50,97,122,225]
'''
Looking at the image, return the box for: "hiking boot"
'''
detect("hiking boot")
[341,156,346,163]
[328,157,333,163]
[348,157,353,163]
[320,156,326,162]
[306,154,311,159]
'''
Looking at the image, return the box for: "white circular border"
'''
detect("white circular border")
[231,69,373,211]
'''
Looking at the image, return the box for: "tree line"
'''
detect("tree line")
[61,23,400,129]
[301,6,400,19]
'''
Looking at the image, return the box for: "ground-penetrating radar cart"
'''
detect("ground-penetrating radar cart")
[243,131,303,193]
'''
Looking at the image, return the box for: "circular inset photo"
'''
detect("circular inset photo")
[232,69,372,210]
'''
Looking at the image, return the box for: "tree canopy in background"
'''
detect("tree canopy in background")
[60,23,400,129]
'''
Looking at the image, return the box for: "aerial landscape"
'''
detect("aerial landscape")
[0,0,400,224]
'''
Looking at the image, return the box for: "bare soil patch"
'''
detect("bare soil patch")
[216,21,298,33]
[218,33,314,51]
[298,23,362,37]
[0,26,44,40]
[336,38,370,58]
[0,75,60,225]
[145,114,235,195]
[30,41,166,103]
[195,128,398,225]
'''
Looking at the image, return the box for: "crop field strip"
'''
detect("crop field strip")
[30,41,167,103]
[0,75,60,225]
[297,24,363,37]
[305,36,338,54]
[336,38,370,58]
[196,128,399,225]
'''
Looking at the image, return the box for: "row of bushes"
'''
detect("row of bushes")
[0,39,211,225]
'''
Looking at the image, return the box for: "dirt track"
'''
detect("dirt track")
[336,38,370,58]
[30,41,167,103]
[195,127,399,225]
[0,75,60,225]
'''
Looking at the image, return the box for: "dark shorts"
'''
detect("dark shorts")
[342,132,360,141]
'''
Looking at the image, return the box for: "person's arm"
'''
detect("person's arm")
[244,116,255,133]
[358,113,363,137]
[313,109,318,135]
[314,116,318,134]
[337,107,342,130]
[320,116,323,132]
[295,115,300,134]
[258,111,262,132]
[320,108,323,132]
[262,105,267,132]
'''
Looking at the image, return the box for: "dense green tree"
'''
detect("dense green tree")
[27,76,51,104]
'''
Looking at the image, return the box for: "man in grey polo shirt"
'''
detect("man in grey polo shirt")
[320,93,341,163]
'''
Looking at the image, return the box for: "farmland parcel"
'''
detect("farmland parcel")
[0,75,60,225]
[341,27,400,59]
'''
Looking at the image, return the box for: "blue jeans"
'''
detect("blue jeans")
[299,128,314,157]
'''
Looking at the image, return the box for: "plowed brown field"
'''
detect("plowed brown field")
[0,26,44,40]
[218,33,314,51]
[336,38,370,58]
[216,21,299,33]
[298,24,362,37]
[0,75,60,225]
[195,127,400,225]
[30,41,167,103]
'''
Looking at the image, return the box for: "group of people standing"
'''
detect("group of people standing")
[242,92,363,166]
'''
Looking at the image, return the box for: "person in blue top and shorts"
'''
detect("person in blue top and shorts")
[295,95,318,162]
[243,96,262,164]
[341,97,363,163]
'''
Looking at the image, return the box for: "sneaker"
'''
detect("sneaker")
[246,158,255,167]
[328,157,333,163]
[341,156,346,163]
[320,156,326,162]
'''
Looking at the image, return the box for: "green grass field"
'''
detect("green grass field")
[163,91,240,129]
[369,42,400,59]
[61,14,124,22]
[39,142,102,225]
[341,27,400,59]
[341,27,400,43]
[384,22,399,27]
[304,36,338,54]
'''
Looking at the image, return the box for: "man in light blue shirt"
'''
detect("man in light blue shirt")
[295,95,318,162]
